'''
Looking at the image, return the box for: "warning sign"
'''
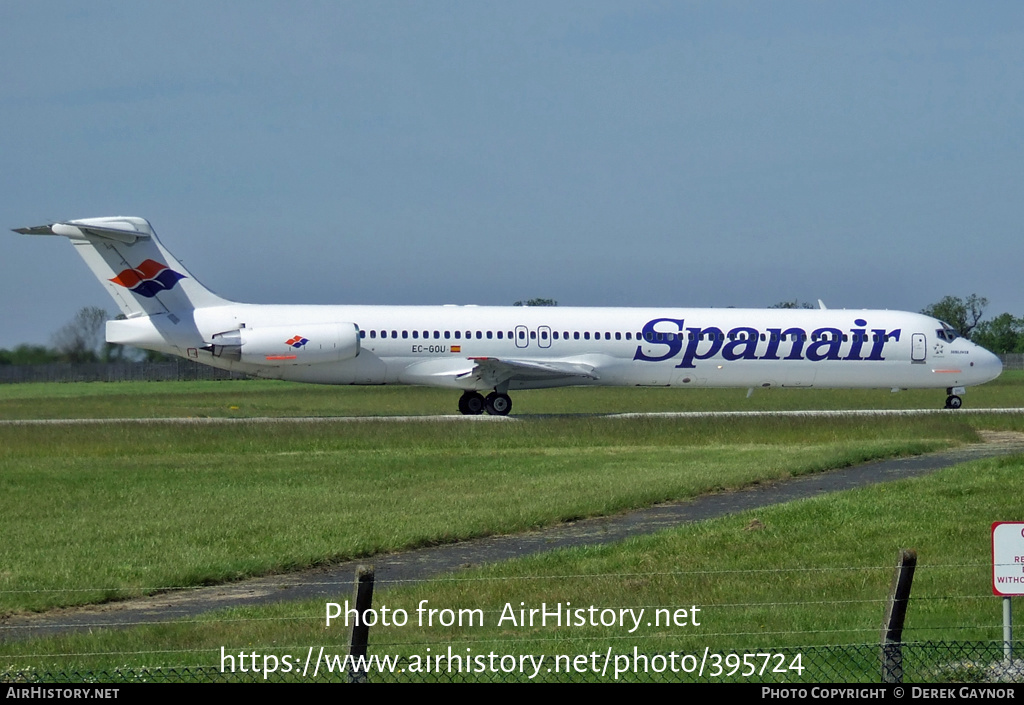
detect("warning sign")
[992,521,1024,596]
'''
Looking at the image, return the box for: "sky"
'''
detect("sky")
[2,2,1023,349]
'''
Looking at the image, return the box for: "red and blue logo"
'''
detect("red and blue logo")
[264,335,309,361]
[109,260,186,298]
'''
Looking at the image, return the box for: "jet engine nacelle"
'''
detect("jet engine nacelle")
[209,322,361,366]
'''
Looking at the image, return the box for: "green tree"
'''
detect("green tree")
[137,348,174,362]
[971,313,1024,354]
[513,298,558,307]
[920,294,988,339]
[51,306,109,363]
[0,344,61,365]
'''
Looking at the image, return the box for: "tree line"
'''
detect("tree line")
[0,306,169,365]
[3,295,1023,366]
[773,294,1024,354]
[919,294,1024,354]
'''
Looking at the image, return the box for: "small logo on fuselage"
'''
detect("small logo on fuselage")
[286,336,309,349]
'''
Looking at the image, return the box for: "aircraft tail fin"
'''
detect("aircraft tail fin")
[14,216,229,318]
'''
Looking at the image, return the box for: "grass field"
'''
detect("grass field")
[1,414,974,614]
[0,377,1021,681]
[2,455,1022,680]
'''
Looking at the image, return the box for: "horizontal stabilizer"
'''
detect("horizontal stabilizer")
[12,224,59,236]
[14,218,152,244]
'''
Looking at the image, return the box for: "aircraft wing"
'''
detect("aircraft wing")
[458,356,599,388]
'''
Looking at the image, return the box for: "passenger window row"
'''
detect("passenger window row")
[359,329,644,341]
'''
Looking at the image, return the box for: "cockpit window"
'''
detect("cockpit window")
[936,322,959,343]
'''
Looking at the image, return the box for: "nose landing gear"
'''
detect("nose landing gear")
[944,386,964,409]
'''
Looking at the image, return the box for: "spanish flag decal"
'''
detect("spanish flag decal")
[451,345,461,353]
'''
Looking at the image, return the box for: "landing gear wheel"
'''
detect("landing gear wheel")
[484,392,512,416]
[944,395,963,410]
[458,391,485,415]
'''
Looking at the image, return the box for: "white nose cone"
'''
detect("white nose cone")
[970,345,1003,385]
[982,348,1003,383]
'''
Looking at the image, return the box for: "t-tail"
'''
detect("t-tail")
[14,216,228,355]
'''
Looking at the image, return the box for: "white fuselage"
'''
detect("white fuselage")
[150,303,1002,392]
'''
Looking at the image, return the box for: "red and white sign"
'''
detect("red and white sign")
[992,521,1024,596]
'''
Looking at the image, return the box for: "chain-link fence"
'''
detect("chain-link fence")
[999,354,1024,371]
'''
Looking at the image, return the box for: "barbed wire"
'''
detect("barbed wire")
[5,630,1021,662]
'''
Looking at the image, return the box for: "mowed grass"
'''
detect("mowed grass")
[0,413,981,614]
[0,370,1020,419]
[3,455,1022,680]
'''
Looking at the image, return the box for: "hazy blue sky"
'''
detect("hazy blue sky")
[3,2,1022,349]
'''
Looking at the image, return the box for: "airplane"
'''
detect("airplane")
[14,216,1002,415]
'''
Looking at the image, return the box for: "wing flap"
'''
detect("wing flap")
[461,356,599,386]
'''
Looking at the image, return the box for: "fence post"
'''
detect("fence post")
[348,565,375,683]
[881,549,917,683]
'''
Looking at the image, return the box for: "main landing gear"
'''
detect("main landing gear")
[944,387,963,410]
[458,390,513,416]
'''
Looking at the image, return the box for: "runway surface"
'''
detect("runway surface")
[2,407,1023,425]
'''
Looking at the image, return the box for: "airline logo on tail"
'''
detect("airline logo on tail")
[109,259,186,298]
